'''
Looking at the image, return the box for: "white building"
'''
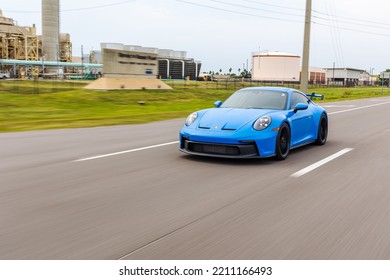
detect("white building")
[324,68,371,86]
[252,51,300,82]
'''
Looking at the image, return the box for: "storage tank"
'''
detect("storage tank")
[42,0,60,61]
[252,51,301,82]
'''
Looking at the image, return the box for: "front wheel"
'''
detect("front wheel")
[315,114,328,145]
[275,123,291,160]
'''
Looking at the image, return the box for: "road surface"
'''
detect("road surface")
[1,97,390,259]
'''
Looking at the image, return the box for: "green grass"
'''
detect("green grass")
[1,79,389,132]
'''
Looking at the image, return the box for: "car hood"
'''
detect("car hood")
[198,108,274,130]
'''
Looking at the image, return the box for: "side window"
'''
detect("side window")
[290,92,309,109]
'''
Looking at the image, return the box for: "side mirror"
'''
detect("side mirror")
[294,103,308,113]
[214,100,222,108]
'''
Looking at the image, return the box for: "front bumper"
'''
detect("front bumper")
[180,137,259,158]
[179,128,277,158]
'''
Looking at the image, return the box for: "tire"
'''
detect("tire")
[315,114,328,145]
[275,123,291,160]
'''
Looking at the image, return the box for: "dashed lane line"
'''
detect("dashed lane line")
[73,141,179,162]
[328,101,390,115]
[73,100,390,162]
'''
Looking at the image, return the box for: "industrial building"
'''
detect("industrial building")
[0,3,72,77]
[0,9,39,61]
[85,43,202,90]
[1,1,200,82]
[251,51,328,85]
[308,67,326,85]
[157,48,201,80]
[91,44,201,80]
[324,68,371,86]
[0,6,72,62]
[252,51,301,82]
[101,43,159,79]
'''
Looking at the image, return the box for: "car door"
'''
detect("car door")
[289,91,316,146]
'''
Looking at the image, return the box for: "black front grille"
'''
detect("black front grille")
[183,139,259,157]
[189,142,240,155]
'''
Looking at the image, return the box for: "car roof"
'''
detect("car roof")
[238,86,299,94]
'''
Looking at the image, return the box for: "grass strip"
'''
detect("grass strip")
[1,79,389,132]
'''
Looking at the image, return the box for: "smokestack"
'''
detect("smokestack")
[42,0,60,61]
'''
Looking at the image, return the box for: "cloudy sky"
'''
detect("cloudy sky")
[1,0,390,73]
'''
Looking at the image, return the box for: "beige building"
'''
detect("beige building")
[86,43,170,90]
[0,9,71,62]
[0,9,39,61]
[101,44,158,79]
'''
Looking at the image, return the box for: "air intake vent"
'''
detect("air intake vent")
[183,139,259,157]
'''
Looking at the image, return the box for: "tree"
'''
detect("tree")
[240,69,251,78]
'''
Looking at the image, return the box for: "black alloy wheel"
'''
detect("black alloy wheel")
[275,123,291,160]
[315,114,328,145]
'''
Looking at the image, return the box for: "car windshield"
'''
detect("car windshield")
[221,90,288,110]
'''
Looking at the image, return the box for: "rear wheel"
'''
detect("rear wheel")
[315,114,328,145]
[275,123,291,160]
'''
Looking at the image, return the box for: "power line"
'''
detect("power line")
[63,0,138,12]
[209,0,390,32]
[313,9,390,28]
[177,0,390,38]
[313,13,390,31]
[239,0,303,12]
[324,0,344,67]
[3,0,138,13]
[5,0,390,39]
[206,0,304,18]
[314,21,390,38]
[175,0,303,23]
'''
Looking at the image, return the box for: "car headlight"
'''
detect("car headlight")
[253,116,271,131]
[185,112,198,126]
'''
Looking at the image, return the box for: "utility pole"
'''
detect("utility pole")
[300,0,312,93]
[81,45,84,78]
[332,62,335,85]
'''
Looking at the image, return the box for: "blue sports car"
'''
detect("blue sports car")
[179,87,328,160]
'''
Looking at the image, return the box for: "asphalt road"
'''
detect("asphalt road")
[1,97,390,260]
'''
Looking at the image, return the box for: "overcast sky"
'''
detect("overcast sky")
[1,0,390,73]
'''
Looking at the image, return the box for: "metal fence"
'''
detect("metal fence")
[0,79,82,94]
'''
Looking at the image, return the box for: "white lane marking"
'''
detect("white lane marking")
[328,101,390,115]
[73,101,390,162]
[73,141,179,162]
[323,104,355,108]
[290,148,354,178]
